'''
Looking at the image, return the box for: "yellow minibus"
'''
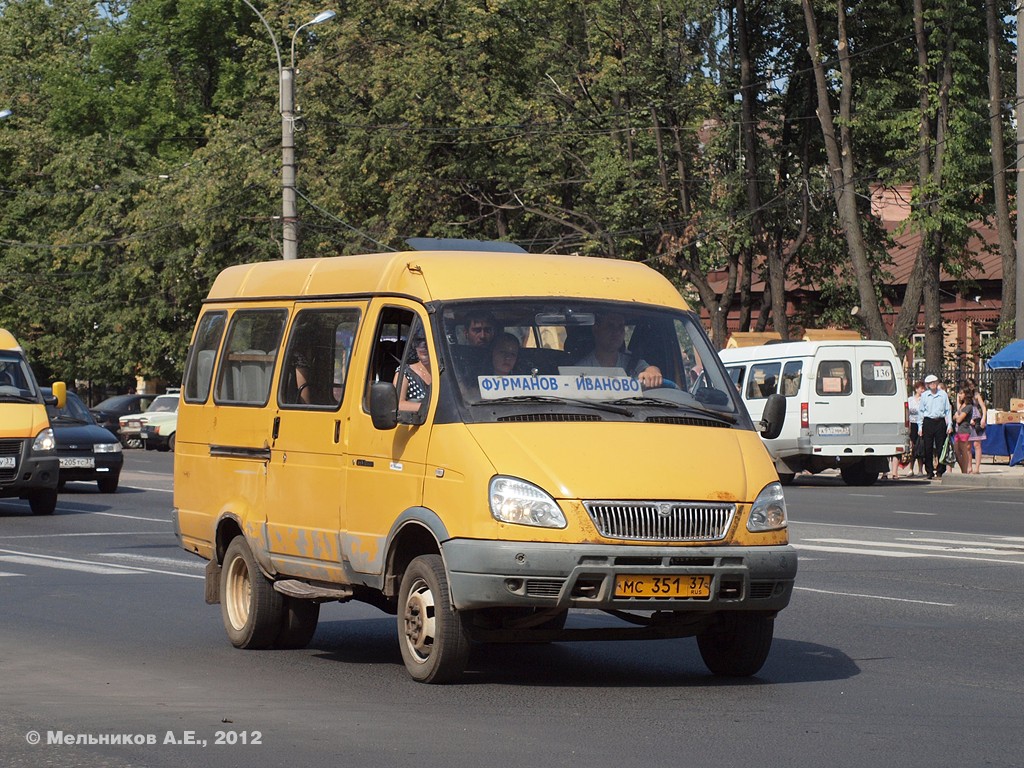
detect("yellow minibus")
[174,246,796,683]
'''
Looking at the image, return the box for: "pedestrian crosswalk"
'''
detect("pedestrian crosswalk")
[0,549,204,579]
[794,533,1024,565]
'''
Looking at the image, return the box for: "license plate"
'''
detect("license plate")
[59,457,95,469]
[0,456,14,469]
[817,424,851,436]
[614,574,712,599]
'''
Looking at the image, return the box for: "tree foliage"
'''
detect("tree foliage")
[0,0,1014,386]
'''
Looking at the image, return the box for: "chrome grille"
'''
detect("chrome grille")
[0,439,20,482]
[583,500,736,542]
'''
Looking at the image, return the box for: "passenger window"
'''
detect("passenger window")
[746,362,780,400]
[861,360,896,395]
[183,311,226,404]
[279,308,360,409]
[781,361,803,397]
[816,360,852,396]
[214,310,287,406]
[364,307,433,423]
[726,366,745,392]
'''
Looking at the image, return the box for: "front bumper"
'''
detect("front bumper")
[56,454,123,483]
[0,439,59,498]
[442,539,797,613]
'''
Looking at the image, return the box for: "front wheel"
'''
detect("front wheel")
[697,613,775,677]
[97,474,119,494]
[29,489,57,515]
[220,536,284,649]
[397,554,470,684]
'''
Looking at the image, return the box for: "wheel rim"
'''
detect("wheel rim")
[224,554,251,632]
[402,577,436,664]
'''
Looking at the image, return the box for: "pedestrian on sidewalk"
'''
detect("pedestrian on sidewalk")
[953,384,973,474]
[907,379,925,477]
[961,378,988,475]
[917,374,952,480]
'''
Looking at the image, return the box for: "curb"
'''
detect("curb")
[939,469,1024,489]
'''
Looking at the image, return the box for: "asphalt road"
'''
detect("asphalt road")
[1,455,1022,768]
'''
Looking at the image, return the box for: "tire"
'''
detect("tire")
[220,536,285,649]
[97,474,119,494]
[167,433,175,453]
[840,462,877,486]
[397,554,470,683]
[697,613,775,677]
[274,598,320,649]
[29,489,58,516]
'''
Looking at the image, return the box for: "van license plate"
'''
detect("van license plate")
[614,575,712,598]
[0,457,14,469]
[59,457,95,469]
[817,425,850,436]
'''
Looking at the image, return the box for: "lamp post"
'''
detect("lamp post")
[239,2,336,260]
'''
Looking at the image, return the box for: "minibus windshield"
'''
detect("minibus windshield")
[440,300,743,422]
[0,351,40,401]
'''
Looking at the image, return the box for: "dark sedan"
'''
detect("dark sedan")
[89,393,158,442]
[43,388,124,493]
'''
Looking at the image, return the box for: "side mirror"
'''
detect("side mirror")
[369,381,398,431]
[759,393,785,440]
[51,381,67,410]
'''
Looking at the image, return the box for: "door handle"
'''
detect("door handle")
[272,416,280,440]
[334,420,341,444]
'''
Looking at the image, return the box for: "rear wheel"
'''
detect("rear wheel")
[274,598,320,649]
[167,433,175,452]
[398,554,470,683]
[840,462,878,486]
[697,613,775,677]
[29,489,57,515]
[220,536,284,649]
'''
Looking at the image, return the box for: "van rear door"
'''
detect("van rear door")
[809,352,856,445]
[854,347,904,446]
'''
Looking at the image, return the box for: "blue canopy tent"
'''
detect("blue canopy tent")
[986,339,1024,369]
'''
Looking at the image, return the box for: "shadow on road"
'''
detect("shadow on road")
[310,617,859,687]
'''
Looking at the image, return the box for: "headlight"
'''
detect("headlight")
[32,428,56,452]
[94,442,122,454]
[747,482,788,532]
[489,476,566,529]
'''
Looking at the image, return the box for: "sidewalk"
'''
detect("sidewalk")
[938,460,1024,489]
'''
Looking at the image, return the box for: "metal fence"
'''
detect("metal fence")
[910,368,1024,410]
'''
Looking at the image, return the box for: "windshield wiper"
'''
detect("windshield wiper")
[0,393,37,403]
[478,395,635,416]
[608,397,738,424]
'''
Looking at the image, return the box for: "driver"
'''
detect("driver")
[575,313,663,388]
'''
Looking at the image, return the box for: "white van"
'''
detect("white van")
[718,340,908,485]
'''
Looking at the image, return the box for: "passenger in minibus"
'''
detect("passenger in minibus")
[395,336,432,412]
[575,313,662,388]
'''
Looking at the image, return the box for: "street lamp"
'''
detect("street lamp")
[239,2,336,260]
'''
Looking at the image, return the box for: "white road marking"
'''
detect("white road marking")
[795,586,955,607]
[100,553,204,570]
[0,549,203,579]
[891,510,937,516]
[809,537,1024,556]
[0,571,24,577]
[0,554,137,575]
[0,532,157,539]
[795,544,927,558]
[93,512,169,523]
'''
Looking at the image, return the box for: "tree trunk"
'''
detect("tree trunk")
[800,0,888,340]
[986,0,1016,335]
